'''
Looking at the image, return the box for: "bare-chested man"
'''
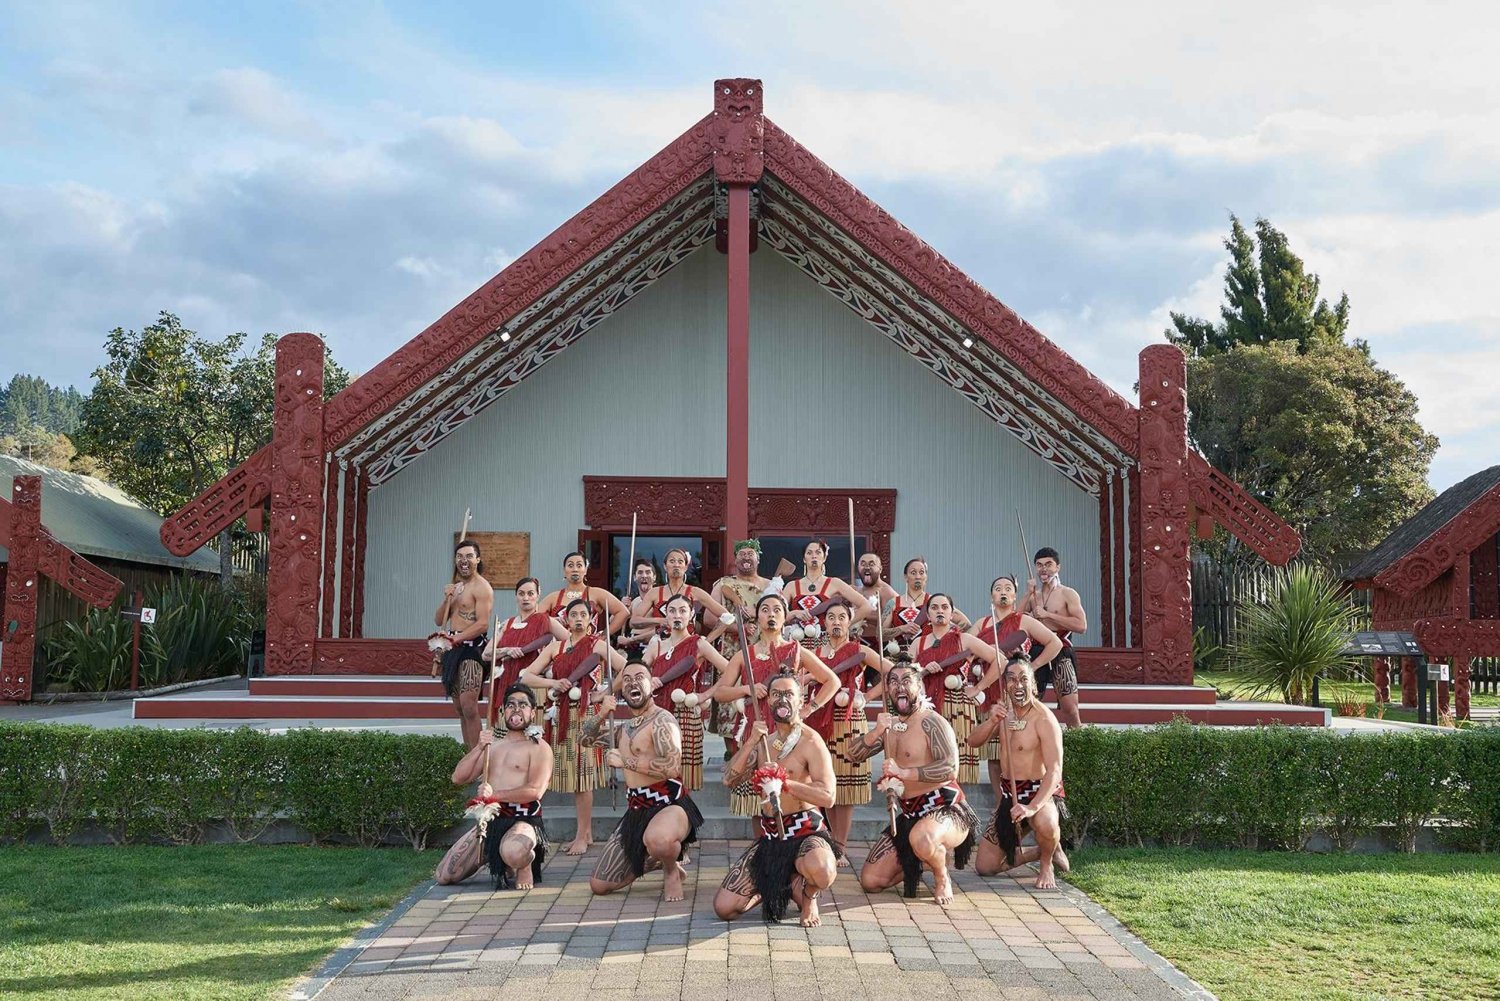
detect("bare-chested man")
[587,660,704,903]
[634,548,732,638]
[853,552,899,652]
[715,669,839,926]
[850,658,979,904]
[909,593,997,786]
[431,540,495,749]
[806,600,891,858]
[540,551,631,637]
[637,594,730,791]
[1017,547,1088,729]
[783,540,869,645]
[714,594,840,817]
[968,575,1062,796]
[619,558,660,650]
[520,598,626,856]
[440,684,554,889]
[482,577,569,729]
[968,654,1069,889]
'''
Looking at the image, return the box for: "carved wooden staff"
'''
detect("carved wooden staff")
[848,497,857,583]
[612,514,638,807]
[736,611,783,834]
[992,615,1024,849]
[1017,509,1036,600]
[437,507,473,633]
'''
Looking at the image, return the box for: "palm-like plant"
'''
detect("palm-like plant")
[1235,563,1357,705]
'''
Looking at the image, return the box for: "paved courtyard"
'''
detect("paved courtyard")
[303,839,1212,1001]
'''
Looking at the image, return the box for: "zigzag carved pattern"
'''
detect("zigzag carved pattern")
[762,176,1128,472]
[761,219,1099,494]
[324,116,716,450]
[366,212,714,483]
[1184,453,1300,565]
[763,120,1140,455]
[344,178,713,464]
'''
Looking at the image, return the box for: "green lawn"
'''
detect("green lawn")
[1195,670,1500,724]
[0,845,441,1001]
[1068,848,1500,1000]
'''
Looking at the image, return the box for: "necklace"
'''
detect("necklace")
[1008,703,1032,732]
[625,708,655,735]
[770,724,802,759]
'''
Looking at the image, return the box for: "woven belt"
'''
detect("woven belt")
[757,809,826,841]
[627,778,684,811]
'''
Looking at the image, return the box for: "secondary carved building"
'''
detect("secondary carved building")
[160,78,1298,685]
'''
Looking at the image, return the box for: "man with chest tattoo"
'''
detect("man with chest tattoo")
[850,658,979,905]
[431,540,495,750]
[969,654,1069,888]
[440,684,553,890]
[714,669,840,926]
[587,661,704,903]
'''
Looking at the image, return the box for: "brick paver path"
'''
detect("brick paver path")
[308,840,1211,1000]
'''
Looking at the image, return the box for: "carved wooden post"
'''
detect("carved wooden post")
[1,477,42,701]
[1400,657,1417,708]
[1136,345,1194,684]
[712,78,764,550]
[266,333,326,674]
[1373,656,1390,704]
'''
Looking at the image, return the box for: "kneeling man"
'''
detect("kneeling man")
[441,684,553,889]
[714,669,839,926]
[850,658,978,904]
[969,654,1069,888]
[587,661,705,902]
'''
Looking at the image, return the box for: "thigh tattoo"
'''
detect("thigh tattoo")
[591,830,633,885]
[719,842,760,897]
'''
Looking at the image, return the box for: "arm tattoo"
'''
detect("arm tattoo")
[723,741,762,787]
[914,714,958,783]
[845,729,884,763]
[580,714,610,748]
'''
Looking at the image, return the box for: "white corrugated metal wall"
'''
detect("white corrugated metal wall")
[361,244,1102,639]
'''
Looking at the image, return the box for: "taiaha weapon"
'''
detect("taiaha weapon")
[848,496,857,584]
[992,615,1024,848]
[1017,509,1037,602]
[736,611,784,834]
[429,508,473,664]
[608,513,638,807]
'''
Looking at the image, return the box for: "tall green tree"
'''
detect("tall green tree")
[77,312,350,583]
[0,375,85,435]
[1167,217,1437,568]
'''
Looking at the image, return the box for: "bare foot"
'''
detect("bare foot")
[565,837,591,856]
[800,892,822,927]
[513,866,535,891]
[1035,860,1058,890]
[932,869,955,905]
[1052,844,1070,875]
[663,861,686,902]
[837,854,851,868]
[680,850,692,868]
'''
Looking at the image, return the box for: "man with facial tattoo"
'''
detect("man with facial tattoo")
[715,669,840,927]
[431,540,495,750]
[968,654,1069,889]
[587,661,704,903]
[439,684,554,890]
[849,659,979,905]
[637,593,730,791]
[968,575,1062,797]
[714,594,840,817]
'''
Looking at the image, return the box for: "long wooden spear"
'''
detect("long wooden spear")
[437,507,473,632]
[992,614,1023,851]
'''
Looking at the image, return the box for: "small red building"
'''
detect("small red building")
[1345,465,1500,719]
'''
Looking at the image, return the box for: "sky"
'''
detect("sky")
[2,1,1496,490]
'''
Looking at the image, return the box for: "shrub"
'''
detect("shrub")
[1236,563,1359,705]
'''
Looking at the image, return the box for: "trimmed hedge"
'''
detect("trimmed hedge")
[0,723,465,849]
[1062,724,1500,852]
[4,722,1499,852]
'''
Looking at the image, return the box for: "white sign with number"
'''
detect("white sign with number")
[140,607,157,625]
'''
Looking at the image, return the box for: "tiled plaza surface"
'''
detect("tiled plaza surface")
[305,839,1213,1001]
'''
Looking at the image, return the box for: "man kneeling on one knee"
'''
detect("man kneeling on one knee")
[714,668,839,927]
[967,654,1069,889]
[586,661,704,903]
